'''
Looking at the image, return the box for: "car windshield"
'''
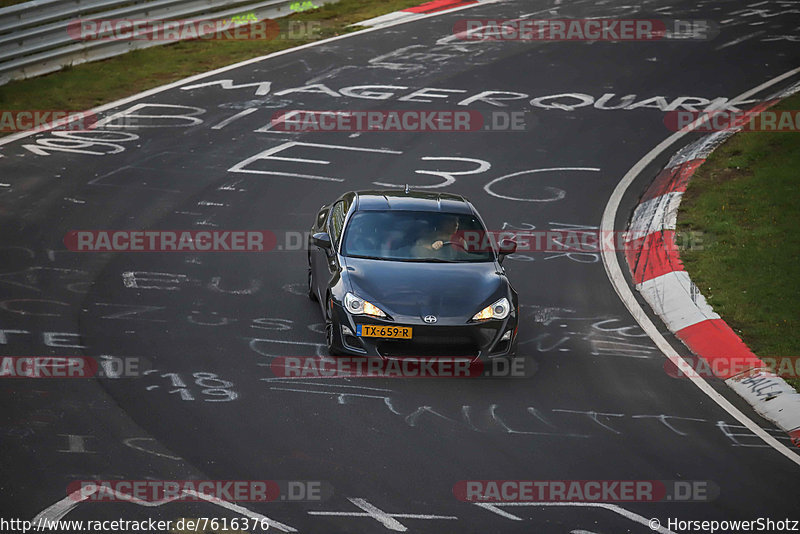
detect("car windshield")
[342,210,494,262]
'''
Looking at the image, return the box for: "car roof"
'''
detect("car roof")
[353,190,474,214]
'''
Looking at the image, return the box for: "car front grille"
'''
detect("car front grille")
[376,336,479,358]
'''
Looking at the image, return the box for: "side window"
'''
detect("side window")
[328,201,346,248]
[316,207,329,229]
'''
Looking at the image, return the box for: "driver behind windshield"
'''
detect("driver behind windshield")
[343,211,491,262]
[412,215,465,259]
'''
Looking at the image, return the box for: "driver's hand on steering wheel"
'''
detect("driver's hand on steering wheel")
[431,240,445,250]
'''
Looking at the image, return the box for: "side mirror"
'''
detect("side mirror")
[497,239,516,263]
[312,232,332,250]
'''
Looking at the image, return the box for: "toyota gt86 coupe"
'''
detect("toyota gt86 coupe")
[307,190,519,361]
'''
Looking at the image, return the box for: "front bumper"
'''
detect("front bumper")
[328,300,518,362]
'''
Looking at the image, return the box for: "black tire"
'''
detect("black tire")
[307,261,317,302]
[325,298,341,356]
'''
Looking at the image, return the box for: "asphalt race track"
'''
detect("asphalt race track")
[1,0,799,532]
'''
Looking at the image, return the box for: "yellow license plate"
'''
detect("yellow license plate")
[357,324,412,339]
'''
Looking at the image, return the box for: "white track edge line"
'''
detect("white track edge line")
[601,65,800,467]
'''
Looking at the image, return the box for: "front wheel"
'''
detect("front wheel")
[325,298,340,356]
[307,262,317,302]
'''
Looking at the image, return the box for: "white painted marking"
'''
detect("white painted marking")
[600,66,800,467]
[637,271,720,331]
[218,178,245,191]
[384,397,404,415]
[268,387,390,403]
[228,141,401,182]
[461,405,481,431]
[24,131,135,157]
[631,414,707,436]
[208,276,261,295]
[473,502,522,520]
[726,372,800,432]
[484,168,600,202]
[93,104,205,129]
[249,336,327,359]
[626,191,683,240]
[551,409,624,434]
[715,31,765,50]
[260,378,393,391]
[308,497,457,531]
[666,131,733,167]
[32,488,86,522]
[375,157,490,189]
[211,108,258,130]
[526,406,555,428]
[122,271,188,290]
[123,437,182,460]
[490,404,590,437]
[58,434,95,453]
[181,80,272,96]
[475,502,676,534]
[255,110,308,134]
[404,405,459,427]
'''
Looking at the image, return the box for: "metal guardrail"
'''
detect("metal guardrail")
[0,0,338,85]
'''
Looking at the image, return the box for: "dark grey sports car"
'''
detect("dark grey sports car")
[307,189,518,361]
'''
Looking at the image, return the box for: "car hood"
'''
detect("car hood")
[342,256,506,322]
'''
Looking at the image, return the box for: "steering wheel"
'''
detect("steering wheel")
[439,240,467,251]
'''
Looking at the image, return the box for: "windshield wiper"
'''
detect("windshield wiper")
[347,255,487,263]
[346,255,391,261]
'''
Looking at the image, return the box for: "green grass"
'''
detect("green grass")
[0,0,423,116]
[677,93,800,391]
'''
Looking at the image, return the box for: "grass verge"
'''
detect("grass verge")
[0,0,423,116]
[677,93,800,391]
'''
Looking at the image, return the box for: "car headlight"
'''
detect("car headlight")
[472,297,510,321]
[344,292,387,318]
